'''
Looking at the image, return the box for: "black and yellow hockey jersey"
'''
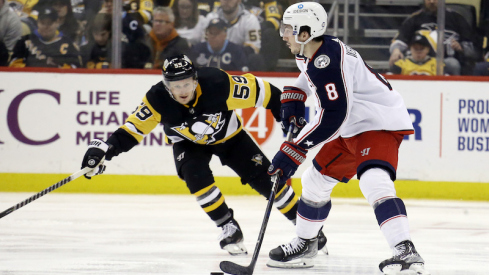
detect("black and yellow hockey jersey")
[9,31,82,68]
[106,67,281,155]
[391,56,438,76]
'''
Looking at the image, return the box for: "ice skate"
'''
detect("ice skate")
[218,218,247,255]
[379,240,430,275]
[317,229,328,255]
[267,237,318,268]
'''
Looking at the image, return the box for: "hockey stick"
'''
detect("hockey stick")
[220,123,295,275]
[0,167,92,219]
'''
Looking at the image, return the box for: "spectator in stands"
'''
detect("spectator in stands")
[194,0,217,16]
[50,0,81,44]
[0,0,22,65]
[8,0,40,17]
[80,13,112,68]
[390,32,439,76]
[472,52,489,76]
[206,0,261,55]
[242,0,281,71]
[71,0,102,24]
[145,6,190,68]
[71,0,103,47]
[472,25,489,76]
[122,13,153,69]
[7,0,42,35]
[389,0,481,75]
[100,0,153,25]
[172,0,208,46]
[154,0,172,7]
[80,12,152,69]
[189,17,249,71]
[243,0,280,30]
[9,7,82,68]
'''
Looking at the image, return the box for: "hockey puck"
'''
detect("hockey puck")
[210,272,224,275]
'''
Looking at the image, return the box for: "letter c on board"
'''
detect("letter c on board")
[7,89,60,145]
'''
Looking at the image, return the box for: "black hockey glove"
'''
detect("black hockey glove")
[81,139,109,179]
[268,141,307,184]
[281,87,307,138]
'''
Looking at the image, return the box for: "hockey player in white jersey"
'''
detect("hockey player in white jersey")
[265,2,430,275]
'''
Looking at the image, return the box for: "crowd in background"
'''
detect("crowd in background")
[0,0,489,75]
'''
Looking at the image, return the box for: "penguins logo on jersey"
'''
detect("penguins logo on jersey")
[314,55,330,69]
[251,154,264,166]
[171,112,225,144]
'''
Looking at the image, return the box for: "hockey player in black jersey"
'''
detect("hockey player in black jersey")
[80,54,327,255]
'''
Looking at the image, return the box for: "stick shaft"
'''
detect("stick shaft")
[0,167,91,219]
[247,123,294,271]
[220,123,295,275]
[247,174,280,272]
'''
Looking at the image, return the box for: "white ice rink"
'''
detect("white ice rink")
[0,193,488,275]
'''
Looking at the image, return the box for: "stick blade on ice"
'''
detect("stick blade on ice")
[220,261,252,275]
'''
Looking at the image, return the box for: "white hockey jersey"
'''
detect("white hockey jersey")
[206,4,261,53]
[292,35,414,150]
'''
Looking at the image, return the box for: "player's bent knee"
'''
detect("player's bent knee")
[247,173,274,197]
[359,167,397,206]
[180,160,214,193]
[301,166,337,202]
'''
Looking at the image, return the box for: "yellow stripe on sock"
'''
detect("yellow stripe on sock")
[275,184,288,199]
[194,183,216,197]
[203,195,225,212]
[279,194,299,214]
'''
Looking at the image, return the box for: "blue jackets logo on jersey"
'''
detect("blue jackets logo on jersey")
[314,55,330,69]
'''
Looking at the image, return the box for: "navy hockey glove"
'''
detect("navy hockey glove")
[81,139,108,179]
[281,87,307,138]
[268,141,307,184]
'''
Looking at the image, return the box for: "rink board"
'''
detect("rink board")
[1,173,489,201]
[1,69,488,200]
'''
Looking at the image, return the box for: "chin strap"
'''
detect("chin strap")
[296,36,315,56]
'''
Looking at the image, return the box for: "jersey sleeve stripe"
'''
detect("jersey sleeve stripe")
[120,96,162,143]
[255,76,272,108]
[121,123,146,142]
[225,73,259,110]
[295,108,324,144]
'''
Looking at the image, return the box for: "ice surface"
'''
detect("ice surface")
[0,193,487,275]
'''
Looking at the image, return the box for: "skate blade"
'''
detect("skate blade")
[382,264,407,275]
[319,245,329,255]
[266,258,314,269]
[222,241,248,256]
[382,263,429,275]
[409,263,430,275]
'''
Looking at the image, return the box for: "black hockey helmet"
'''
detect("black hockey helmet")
[162,54,197,83]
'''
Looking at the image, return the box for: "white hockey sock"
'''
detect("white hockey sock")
[296,213,326,239]
[296,166,337,239]
[381,216,411,250]
[360,168,412,249]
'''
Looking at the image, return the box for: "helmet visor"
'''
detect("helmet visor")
[279,21,293,37]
